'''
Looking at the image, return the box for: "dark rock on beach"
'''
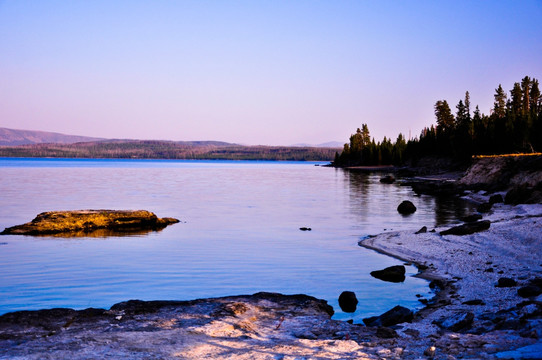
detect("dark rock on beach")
[397,200,416,215]
[363,305,413,327]
[476,202,492,213]
[460,214,483,223]
[505,183,542,205]
[0,210,180,236]
[462,299,485,306]
[370,265,406,283]
[440,220,490,236]
[518,286,542,298]
[489,194,504,204]
[338,291,358,313]
[415,226,427,234]
[496,277,518,288]
[434,311,474,332]
[379,175,395,184]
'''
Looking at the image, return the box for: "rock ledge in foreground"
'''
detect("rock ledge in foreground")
[0,210,180,236]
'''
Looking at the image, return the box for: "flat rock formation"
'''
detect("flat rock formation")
[0,210,179,236]
[0,293,396,360]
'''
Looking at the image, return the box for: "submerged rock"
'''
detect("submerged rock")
[440,220,490,236]
[338,291,358,313]
[0,210,180,236]
[370,265,406,283]
[397,200,416,215]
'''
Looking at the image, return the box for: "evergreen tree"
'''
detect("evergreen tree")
[530,79,541,116]
[464,91,471,120]
[435,100,455,132]
[493,84,507,118]
[510,82,523,118]
[521,76,531,116]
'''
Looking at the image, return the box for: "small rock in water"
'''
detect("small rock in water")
[397,200,416,215]
[370,265,406,283]
[299,227,311,231]
[429,279,446,290]
[338,291,358,313]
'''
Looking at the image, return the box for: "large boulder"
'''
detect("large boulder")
[397,201,416,215]
[338,291,358,313]
[440,220,490,236]
[0,210,180,236]
[370,265,406,283]
[363,305,413,327]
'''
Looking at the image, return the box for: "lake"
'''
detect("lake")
[0,158,473,322]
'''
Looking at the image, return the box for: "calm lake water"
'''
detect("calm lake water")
[0,158,473,322]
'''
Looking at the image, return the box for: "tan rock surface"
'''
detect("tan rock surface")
[0,210,179,236]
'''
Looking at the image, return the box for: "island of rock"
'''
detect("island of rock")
[0,210,179,236]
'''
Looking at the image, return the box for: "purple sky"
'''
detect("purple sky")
[1,1,541,145]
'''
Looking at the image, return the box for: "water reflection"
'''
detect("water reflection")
[432,195,477,227]
[343,169,477,229]
[26,228,165,238]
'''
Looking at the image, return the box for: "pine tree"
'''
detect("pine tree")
[530,79,540,116]
[435,100,455,132]
[493,85,507,118]
[521,76,531,116]
[464,91,471,120]
[510,82,523,118]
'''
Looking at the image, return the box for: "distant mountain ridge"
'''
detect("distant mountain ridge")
[0,128,337,161]
[0,127,105,146]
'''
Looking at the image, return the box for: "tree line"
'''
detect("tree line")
[0,140,338,161]
[334,75,542,166]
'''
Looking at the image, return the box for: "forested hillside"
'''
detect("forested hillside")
[0,140,338,161]
[334,75,542,167]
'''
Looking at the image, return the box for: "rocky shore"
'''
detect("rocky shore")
[1,156,541,359]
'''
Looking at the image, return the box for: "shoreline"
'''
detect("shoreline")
[2,154,542,358]
[2,204,541,358]
[360,201,542,359]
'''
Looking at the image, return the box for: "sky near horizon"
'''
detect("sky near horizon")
[1,1,541,146]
